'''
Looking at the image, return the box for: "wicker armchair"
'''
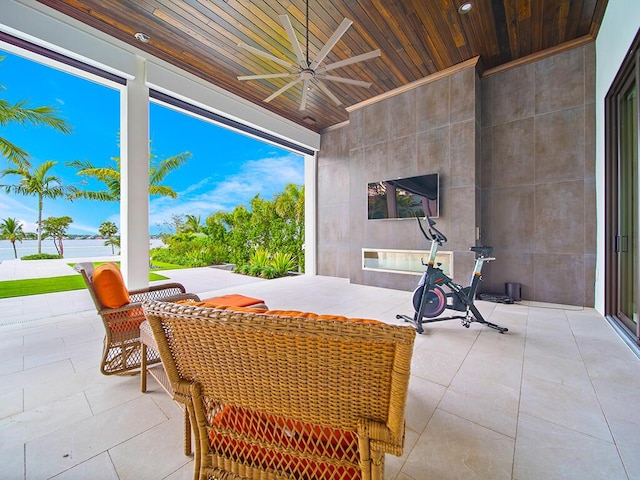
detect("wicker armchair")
[74,262,200,376]
[143,300,416,480]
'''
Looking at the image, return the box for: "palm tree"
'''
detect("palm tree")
[0,160,73,254]
[0,57,72,167]
[274,183,305,224]
[103,235,120,255]
[274,183,305,270]
[99,220,119,254]
[41,215,72,257]
[0,217,26,259]
[67,150,192,201]
[182,214,202,233]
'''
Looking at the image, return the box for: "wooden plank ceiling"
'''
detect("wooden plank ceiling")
[34,0,608,132]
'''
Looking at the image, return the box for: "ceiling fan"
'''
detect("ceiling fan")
[237,1,381,111]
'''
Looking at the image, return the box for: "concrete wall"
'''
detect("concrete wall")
[318,62,482,291]
[480,43,596,306]
[317,44,597,307]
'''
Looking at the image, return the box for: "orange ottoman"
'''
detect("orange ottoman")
[202,294,268,309]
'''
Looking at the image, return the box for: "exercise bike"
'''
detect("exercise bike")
[396,216,508,334]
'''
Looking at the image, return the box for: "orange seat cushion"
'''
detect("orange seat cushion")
[177,301,382,325]
[202,294,266,307]
[106,308,145,333]
[92,263,130,308]
[210,405,359,479]
[266,310,381,325]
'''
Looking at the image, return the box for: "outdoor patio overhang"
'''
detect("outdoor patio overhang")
[1,1,640,479]
[0,0,322,288]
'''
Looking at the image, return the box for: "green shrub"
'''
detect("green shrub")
[249,248,270,268]
[22,253,62,260]
[271,252,296,276]
[259,265,277,279]
[151,236,228,267]
[234,264,250,275]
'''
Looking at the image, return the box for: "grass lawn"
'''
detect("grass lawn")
[0,261,185,299]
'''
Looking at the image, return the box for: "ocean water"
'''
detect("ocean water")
[0,238,164,263]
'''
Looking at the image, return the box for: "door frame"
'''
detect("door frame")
[605,28,640,348]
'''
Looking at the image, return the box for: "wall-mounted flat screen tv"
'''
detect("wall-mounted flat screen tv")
[367,173,439,219]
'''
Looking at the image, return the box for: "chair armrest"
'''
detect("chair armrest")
[359,419,405,456]
[99,302,145,316]
[129,283,196,303]
[157,293,201,303]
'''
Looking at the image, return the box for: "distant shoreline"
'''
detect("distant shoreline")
[0,238,164,263]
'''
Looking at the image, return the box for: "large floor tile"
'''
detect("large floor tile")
[404,375,447,434]
[50,452,120,480]
[0,441,25,480]
[438,372,520,438]
[513,413,627,480]
[401,409,514,480]
[519,375,612,441]
[163,462,195,480]
[24,395,167,479]
[0,388,23,420]
[109,415,192,480]
[0,391,92,445]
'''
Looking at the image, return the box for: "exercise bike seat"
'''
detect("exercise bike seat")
[470,246,494,257]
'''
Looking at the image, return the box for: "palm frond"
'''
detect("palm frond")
[0,136,30,167]
[150,152,191,184]
[150,185,178,198]
[0,99,71,133]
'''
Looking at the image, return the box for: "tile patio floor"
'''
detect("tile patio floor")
[1,262,639,479]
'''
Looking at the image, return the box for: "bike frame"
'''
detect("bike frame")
[397,216,508,334]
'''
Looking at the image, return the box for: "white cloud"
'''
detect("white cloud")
[71,222,102,235]
[149,153,303,230]
[0,194,39,232]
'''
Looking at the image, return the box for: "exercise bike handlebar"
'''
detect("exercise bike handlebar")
[417,215,447,244]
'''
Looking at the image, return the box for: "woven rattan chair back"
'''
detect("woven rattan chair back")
[74,262,199,376]
[144,300,416,480]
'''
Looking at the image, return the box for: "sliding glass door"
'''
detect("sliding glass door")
[617,81,638,332]
[607,30,640,345]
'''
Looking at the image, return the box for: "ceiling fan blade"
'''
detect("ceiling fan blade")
[314,79,342,106]
[309,18,353,70]
[238,42,299,70]
[299,78,310,111]
[238,73,297,80]
[264,77,303,103]
[279,14,308,68]
[315,74,371,88]
[316,49,381,73]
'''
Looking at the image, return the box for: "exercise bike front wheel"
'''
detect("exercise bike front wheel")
[412,284,446,318]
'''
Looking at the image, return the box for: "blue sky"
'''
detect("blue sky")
[0,48,304,235]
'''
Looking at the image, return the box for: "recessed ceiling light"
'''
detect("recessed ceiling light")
[458,2,473,14]
[134,32,150,43]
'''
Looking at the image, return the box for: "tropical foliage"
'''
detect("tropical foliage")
[181,214,203,234]
[66,150,192,201]
[0,217,26,258]
[99,221,119,254]
[0,57,72,167]
[0,160,74,253]
[41,216,73,257]
[151,183,305,277]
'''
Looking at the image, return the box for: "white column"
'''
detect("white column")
[304,152,317,276]
[120,57,150,288]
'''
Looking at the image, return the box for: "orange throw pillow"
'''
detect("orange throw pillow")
[92,263,130,308]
